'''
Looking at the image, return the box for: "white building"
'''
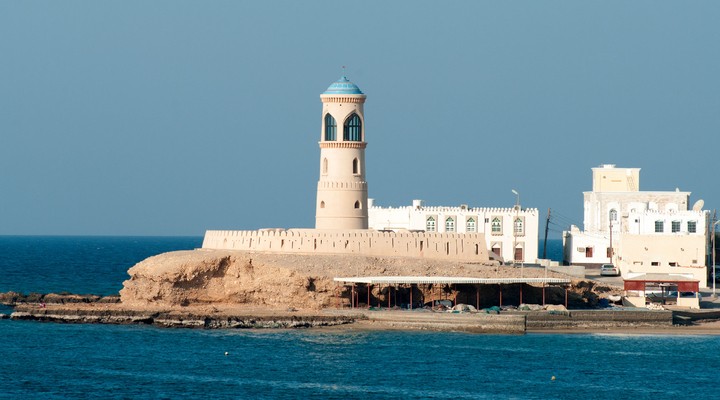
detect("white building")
[563,164,708,287]
[369,199,539,263]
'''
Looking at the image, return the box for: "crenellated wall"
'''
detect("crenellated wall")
[202,229,491,263]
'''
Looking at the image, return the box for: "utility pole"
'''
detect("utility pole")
[609,217,613,264]
[713,210,717,299]
[542,208,551,259]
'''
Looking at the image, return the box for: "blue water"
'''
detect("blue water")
[1,236,718,399]
[0,236,202,295]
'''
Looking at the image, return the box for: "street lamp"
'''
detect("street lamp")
[511,189,520,267]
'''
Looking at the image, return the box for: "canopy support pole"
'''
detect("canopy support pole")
[499,285,503,307]
[519,284,523,306]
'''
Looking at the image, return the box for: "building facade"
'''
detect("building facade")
[368,199,539,263]
[563,164,708,287]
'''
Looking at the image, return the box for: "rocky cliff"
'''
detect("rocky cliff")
[119,249,595,310]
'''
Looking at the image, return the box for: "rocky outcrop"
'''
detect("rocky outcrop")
[120,250,339,310]
[10,304,357,329]
[120,249,518,310]
[0,291,119,306]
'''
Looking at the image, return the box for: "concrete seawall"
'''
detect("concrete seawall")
[360,311,526,333]
[525,309,673,330]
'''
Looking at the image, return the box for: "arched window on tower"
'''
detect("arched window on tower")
[352,158,359,175]
[324,114,336,141]
[343,113,362,141]
[320,201,325,209]
[354,201,361,209]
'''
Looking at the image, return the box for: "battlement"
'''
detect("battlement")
[202,229,491,263]
[370,205,538,215]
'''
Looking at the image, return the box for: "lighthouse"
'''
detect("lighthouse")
[315,76,368,229]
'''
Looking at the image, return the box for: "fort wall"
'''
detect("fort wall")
[202,229,491,263]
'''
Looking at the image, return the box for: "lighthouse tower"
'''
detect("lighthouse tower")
[315,76,368,230]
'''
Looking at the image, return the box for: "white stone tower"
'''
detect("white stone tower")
[315,76,368,229]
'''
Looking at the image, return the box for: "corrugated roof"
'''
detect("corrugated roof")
[333,276,571,285]
[624,273,699,283]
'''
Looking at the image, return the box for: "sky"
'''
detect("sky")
[1,1,719,237]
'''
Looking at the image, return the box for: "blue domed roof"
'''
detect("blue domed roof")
[323,76,363,95]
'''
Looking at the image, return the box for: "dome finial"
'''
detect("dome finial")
[323,71,363,95]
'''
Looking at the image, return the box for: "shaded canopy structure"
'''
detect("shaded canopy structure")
[623,273,701,309]
[334,276,572,310]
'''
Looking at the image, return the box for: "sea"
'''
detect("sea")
[1,236,718,399]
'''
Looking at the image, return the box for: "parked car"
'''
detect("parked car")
[600,264,620,276]
[667,291,702,301]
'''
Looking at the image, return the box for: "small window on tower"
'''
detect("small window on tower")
[354,201,361,209]
[320,201,325,209]
[322,158,328,175]
[352,158,359,174]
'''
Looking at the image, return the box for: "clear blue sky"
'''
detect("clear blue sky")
[1,1,719,236]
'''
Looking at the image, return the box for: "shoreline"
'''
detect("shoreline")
[6,301,720,335]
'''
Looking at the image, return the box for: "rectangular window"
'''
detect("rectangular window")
[606,247,613,258]
[651,261,660,266]
[585,247,593,257]
[688,221,697,233]
[654,221,664,233]
[671,221,681,233]
[669,262,678,267]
